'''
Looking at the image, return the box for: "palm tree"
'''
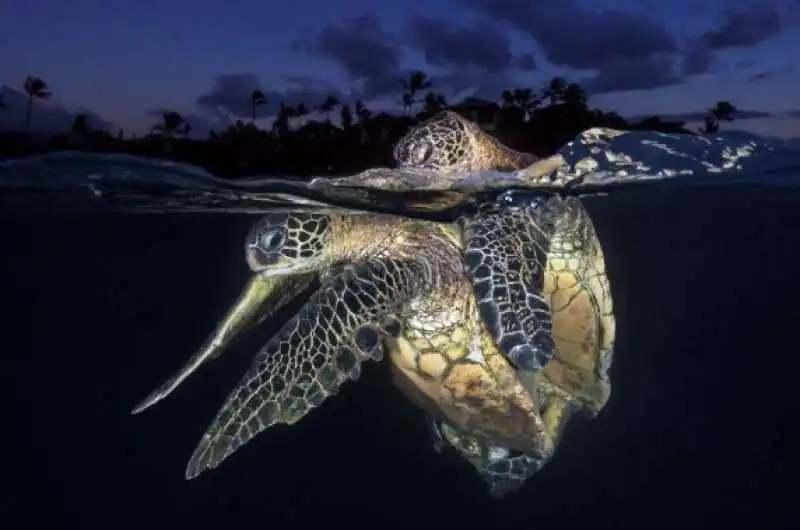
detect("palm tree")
[423,92,447,115]
[400,70,433,114]
[354,100,371,124]
[562,83,588,110]
[273,103,292,136]
[543,77,567,105]
[249,89,266,123]
[400,92,415,116]
[702,101,737,133]
[151,110,190,154]
[295,103,310,127]
[23,76,52,131]
[340,104,353,129]
[71,113,90,138]
[151,111,190,138]
[319,95,340,122]
[501,88,539,121]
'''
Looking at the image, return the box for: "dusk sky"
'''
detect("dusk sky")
[1,0,799,137]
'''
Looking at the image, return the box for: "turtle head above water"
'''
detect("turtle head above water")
[393,111,472,171]
[245,212,332,275]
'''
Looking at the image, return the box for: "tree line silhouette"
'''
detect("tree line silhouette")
[0,73,738,179]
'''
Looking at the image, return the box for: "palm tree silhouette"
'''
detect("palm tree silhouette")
[562,83,588,110]
[400,92,415,116]
[23,76,52,131]
[71,113,90,138]
[354,100,371,124]
[423,92,447,115]
[501,88,539,121]
[702,101,737,133]
[151,110,190,154]
[543,77,567,105]
[294,103,310,127]
[340,104,353,129]
[249,89,266,123]
[151,111,190,138]
[319,96,340,122]
[401,70,433,115]
[273,103,292,136]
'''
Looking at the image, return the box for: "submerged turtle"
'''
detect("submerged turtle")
[133,203,611,496]
[188,210,561,482]
[132,111,619,495]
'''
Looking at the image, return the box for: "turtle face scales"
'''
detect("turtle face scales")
[245,212,331,274]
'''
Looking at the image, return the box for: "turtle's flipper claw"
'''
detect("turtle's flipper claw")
[185,433,228,480]
[131,338,223,415]
[131,386,170,415]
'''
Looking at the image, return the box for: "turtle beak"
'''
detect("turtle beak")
[245,243,275,272]
[245,244,302,275]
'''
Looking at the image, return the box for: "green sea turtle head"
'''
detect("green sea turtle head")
[245,212,332,276]
[393,111,471,171]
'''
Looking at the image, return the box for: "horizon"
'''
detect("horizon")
[1,0,799,138]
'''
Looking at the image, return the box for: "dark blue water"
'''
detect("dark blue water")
[1,150,798,529]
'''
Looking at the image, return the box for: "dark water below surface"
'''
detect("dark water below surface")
[1,186,797,529]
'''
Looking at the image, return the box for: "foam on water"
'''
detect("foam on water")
[0,128,798,214]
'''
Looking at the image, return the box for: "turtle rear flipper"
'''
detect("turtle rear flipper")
[131,273,316,415]
[481,453,545,498]
[184,256,439,479]
[462,196,559,372]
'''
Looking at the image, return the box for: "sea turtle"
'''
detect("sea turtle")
[131,113,773,494]
[132,111,565,415]
[132,203,610,497]
[178,209,572,482]
[132,112,619,495]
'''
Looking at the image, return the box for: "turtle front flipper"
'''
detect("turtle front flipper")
[130,273,316,415]
[184,256,434,479]
[462,196,559,372]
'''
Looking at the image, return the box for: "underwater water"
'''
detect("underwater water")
[1,145,798,529]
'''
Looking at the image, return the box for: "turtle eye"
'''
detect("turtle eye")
[412,140,433,165]
[260,229,285,251]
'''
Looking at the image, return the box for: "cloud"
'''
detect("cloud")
[700,2,786,50]
[513,53,537,71]
[785,110,800,118]
[458,0,702,94]
[294,14,402,99]
[458,0,797,95]
[290,13,543,103]
[194,73,347,120]
[434,68,517,101]
[747,71,775,83]
[0,85,112,135]
[404,14,518,73]
[680,41,719,76]
[630,109,775,122]
[583,56,685,95]
[460,0,678,71]
[183,2,798,118]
